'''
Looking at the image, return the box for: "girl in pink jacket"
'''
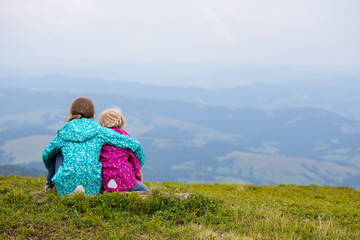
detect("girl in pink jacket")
[98,108,148,192]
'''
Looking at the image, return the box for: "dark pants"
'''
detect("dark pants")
[46,152,64,183]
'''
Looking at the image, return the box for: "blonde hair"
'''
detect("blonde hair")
[66,96,95,122]
[98,108,126,129]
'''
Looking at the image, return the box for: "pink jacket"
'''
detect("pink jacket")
[99,129,142,191]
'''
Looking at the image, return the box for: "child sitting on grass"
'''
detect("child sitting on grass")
[42,97,145,196]
[98,108,148,192]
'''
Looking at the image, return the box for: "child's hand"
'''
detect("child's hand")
[139,170,143,182]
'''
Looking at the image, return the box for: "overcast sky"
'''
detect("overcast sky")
[0,0,359,69]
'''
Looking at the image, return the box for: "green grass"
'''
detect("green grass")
[1,176,359,239]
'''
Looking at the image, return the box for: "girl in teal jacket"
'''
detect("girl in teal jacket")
[42,97,145,196]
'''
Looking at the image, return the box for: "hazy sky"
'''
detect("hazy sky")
[0,0,359,68]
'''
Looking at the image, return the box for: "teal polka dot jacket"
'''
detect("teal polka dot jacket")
[42,118,145,196]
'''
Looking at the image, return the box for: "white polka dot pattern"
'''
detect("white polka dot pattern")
[42,119,145,196]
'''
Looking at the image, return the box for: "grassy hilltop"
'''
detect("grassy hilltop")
[1,176,360,239]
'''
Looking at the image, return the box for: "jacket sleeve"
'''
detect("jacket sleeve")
[126,149,142,181]
[99,127,145,166]
[42,135,62,169]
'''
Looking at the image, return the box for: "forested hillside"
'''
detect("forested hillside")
[1,88,359,188]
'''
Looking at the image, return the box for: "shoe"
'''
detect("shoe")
[44,181,54,192]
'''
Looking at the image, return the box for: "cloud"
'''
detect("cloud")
[0,0,107,39]
[0,0,359,67]
[201,8,235,42]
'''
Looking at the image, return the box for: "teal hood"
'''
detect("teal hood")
[58,118,101,142]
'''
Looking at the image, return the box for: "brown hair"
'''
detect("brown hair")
[98,108,126,129]
[66,96,95,122]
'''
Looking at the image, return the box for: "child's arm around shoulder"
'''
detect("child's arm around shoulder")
[42,135,62,169]
[99,126,145,166]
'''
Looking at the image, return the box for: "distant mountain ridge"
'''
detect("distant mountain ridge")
[0,87,359,188]
[1,74,359,121]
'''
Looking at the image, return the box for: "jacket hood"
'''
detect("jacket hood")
[58,118,101,142]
